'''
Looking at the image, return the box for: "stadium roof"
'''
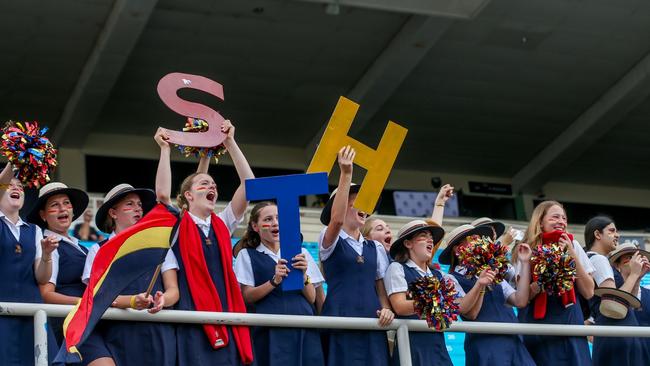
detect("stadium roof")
[3,0,650,194]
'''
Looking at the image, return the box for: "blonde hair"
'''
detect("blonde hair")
[516,200,564,262]
[361,217,379,239]
[176,172,202,211]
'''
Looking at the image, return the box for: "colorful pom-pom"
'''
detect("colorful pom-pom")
[530,241,576,297]
[174,117,227,163]
[1,121,57,189]
[457,235,510,283]
[407,274,460,331]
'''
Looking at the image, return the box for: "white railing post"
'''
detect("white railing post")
[33,309,48,366]
[396,323,412,366]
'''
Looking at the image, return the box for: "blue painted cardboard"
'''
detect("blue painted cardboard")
[245,172,329,291]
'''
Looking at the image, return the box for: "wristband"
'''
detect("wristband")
[130,295,137,309]
[270,277,280,288]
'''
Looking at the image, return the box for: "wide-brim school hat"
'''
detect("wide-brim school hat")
[438,224,493,265]
[594,287,641,320]
[27,182,89,227]
[320,183,362,226]
[95,183,156,232]
[607,242,650,264]
[470,217,506,239]
[389,219,445,259]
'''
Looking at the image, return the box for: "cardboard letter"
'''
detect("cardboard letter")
[157,72,226,148]
[245,173,329,291]
[307,96,408,214]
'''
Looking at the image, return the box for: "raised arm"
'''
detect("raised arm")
[221,120,254,220]
[508,243,532,308]
[154,128,172,205]
[430,184,453,226]
[0,163,13,202]
[322,146,355,249]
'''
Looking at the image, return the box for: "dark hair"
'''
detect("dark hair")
[238,201,276,250]
[584,216,614,251]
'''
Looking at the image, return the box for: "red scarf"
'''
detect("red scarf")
[532,230,577,319]
[178,211,253,364]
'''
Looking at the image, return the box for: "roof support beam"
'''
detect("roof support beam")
[305,15,453,156]
[296,0,490,19]
[513,52,650,194]
[53,0,159,147]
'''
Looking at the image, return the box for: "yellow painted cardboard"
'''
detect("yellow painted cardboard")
[307,96,408,213]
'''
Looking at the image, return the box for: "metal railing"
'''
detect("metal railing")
[3,302,650,366]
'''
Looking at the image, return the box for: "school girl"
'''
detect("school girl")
[234,201,325,366]
[439,223,535,366]
[82,183,179,366]
[28,181,113,366]
[318,146,394,366]
[154,119,255,365]
[517,201,595,366]
[583,216,650,365]
[0,163,58,365]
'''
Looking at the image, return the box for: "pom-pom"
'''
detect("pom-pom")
[1,121,57,188]
[174,118,227,163]
[457,234,509,283]
[407,274,460,331]
[530,236,576,297]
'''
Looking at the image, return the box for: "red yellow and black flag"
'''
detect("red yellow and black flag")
[54,203,177,364]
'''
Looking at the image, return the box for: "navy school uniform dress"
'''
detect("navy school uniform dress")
[393,264,452,366]
[48,233,111,365]
[243,248,324,366]
[173,221,244,365]
[518,284,592,365]
[589,266,650,366]
[320,236,390,366]
[95,239,177,366]
[0,219,57,366]
[451,270,535,366]
[49,236,88,345]
[635,287,650,350]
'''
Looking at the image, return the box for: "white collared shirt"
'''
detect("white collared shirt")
[82,231,179,284]
[45,229,87,285]
[318,227,389,279]
[234,244,325,287]
[0,211,43,261]
[384,259,464,297]
[587,252,615,287]
[188,202,241,237]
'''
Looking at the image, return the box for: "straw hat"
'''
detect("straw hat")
[607,241,650,264]
[320,183,362,225]
[470,217,505,239]
[389,219,445,259]
[594,287,641,320]
[95,184,156,232]
[438,224,493,265]
[27,182,89,227]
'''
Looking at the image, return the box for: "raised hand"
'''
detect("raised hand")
[337,145,355,175]
[517,243,532,262]
[559,233,576,259]
[435,184,454,206]
[154,127,170,148]
[222,119,235,143]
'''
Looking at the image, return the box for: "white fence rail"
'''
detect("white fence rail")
[2,302,650,366]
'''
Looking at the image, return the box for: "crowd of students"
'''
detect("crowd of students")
[1,121,650,366]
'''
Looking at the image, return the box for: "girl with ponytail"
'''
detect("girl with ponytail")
[234,201,325,366]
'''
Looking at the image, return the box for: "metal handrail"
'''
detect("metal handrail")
[3,302,650,366]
